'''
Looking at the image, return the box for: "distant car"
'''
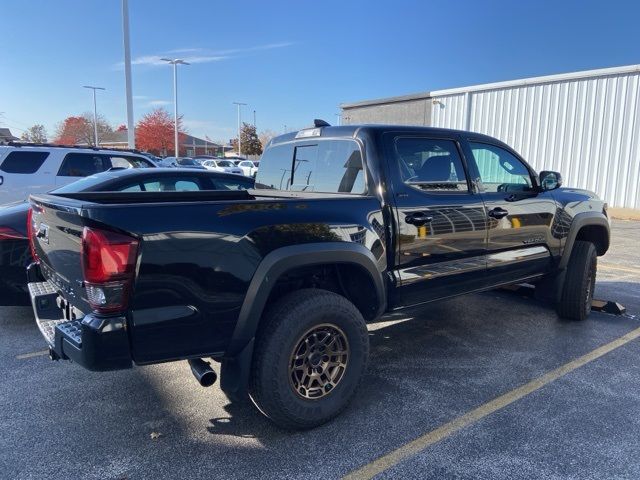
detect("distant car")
[140,152,163,166]
[236,160,258,177]
[0,143,155,205]
[175,157,206,169]
[0,168,254,297]
[202,159,244,175]
[158,156,178,167]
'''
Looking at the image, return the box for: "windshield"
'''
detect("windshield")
[217,160,234,167]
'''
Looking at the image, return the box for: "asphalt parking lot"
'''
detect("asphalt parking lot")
[1,220,639,480]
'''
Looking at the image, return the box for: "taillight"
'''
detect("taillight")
[0,226,26,240]
[27,207,40,262]
[81,226,139,314]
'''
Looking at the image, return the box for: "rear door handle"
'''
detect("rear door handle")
[488,207,509,219]
[405,212,433,226]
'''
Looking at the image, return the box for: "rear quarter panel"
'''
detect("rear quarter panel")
[85,196,387,362]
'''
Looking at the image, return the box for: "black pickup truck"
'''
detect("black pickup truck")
[27,123,610,429]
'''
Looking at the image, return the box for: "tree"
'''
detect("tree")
[135,108,187,156]
[20,124,48,143]
[258,129,278,149]
[239,122,262,156]
[54,113,113,146]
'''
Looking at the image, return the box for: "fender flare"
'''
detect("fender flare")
[226,242,386,357]
[558,212,610,270]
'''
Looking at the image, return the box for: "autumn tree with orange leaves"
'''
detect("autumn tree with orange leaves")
[54,113,112,146]
[135,108,187,156]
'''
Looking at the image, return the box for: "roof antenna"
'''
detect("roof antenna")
[313,119,331,127]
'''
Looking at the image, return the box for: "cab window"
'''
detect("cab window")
[290,140,365,193]
[394,137,468,192]
[468,142,533,193]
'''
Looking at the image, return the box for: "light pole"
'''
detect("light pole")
[83,85,105,146]
[335,113,342,126]
[232,102,247,156]
[161,58,190,158]
[121,0,135,148]
[253,109,256,128]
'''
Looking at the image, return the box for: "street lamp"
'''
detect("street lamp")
[83,85,105,146]
[121,0,135,148]
[232,102,247,156]
[161,58,190,158]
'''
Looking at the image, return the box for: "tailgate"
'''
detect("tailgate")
[29,194,90,312]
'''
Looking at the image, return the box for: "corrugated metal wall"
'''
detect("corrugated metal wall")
[431,72,640,208]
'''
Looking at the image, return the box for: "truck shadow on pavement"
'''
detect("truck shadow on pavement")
[202,281,638,442]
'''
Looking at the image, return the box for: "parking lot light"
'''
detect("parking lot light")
[161,58,190,158]
[82,85,105,146]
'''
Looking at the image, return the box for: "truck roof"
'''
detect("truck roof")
[269,124,505,148]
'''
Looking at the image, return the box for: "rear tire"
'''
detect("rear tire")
[249,288,369,429]
[557,240,597,321]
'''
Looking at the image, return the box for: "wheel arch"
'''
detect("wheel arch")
[559,212,610,269]
[227,242,386,357]
[220,242,386,401]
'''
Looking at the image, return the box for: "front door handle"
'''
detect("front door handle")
[488,207,509,219]
[405,212,433,226]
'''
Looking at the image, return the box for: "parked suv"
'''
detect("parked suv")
[0,143,155,205]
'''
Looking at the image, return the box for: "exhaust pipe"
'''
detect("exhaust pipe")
[188,358,217,387]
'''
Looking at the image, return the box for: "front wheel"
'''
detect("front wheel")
[557,240,597,320]
[249,289,369,429]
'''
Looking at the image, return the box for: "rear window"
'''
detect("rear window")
[52,172,113,193]
[256,140,365,194]
[0,151,49,174]
[136,177,203,192]
[211,176,254,191]
[255,143,295,189]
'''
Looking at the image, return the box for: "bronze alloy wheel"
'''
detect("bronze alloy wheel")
[289,323,349,400]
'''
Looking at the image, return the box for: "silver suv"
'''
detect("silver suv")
[0,144,155,205]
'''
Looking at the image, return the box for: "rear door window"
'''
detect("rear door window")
[0,151,49,174]
[394,137,469,192]
[58,153,108,177]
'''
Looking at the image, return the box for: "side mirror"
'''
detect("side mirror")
[539,171,563,191]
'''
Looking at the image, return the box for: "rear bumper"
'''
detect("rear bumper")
[28,276,132,371]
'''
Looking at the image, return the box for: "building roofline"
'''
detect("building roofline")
[341,91,432,109]
[341,64,640,109]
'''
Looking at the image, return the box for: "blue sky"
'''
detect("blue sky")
[1,0,639,143]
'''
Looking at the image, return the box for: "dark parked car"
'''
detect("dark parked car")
[0,168,253,297]
[27,123,609,429]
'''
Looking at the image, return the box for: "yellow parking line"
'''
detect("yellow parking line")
[15,350,49,360]
[598,263,640,275]
[343,325,640,480]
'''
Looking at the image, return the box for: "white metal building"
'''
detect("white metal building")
[341,65,640,209]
